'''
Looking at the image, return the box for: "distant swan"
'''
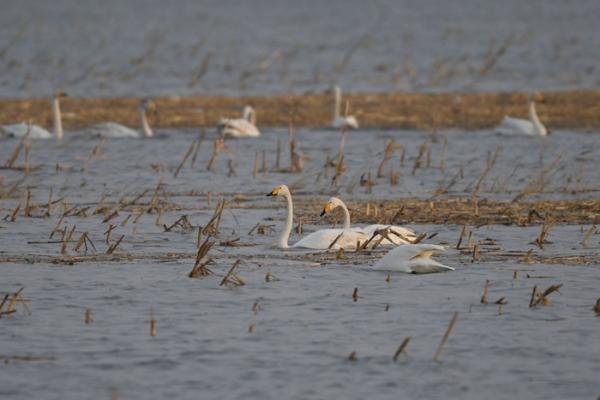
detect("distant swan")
[0,91,66,140]
[218,106,260,138]
[497,94,547,136]
[373,244,454,274]
[86,99,156,138]
[331,85,358,129]
[267,185,367,249]
[321,197,417,245]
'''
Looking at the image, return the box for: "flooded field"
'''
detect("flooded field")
[1,129,599,399]
[2,0,600,98]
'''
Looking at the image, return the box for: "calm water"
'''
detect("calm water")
[1,0,600,98]
[1,130,599,399]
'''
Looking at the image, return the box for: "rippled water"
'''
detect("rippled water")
[1,130,599,399]
[1,0,600,98]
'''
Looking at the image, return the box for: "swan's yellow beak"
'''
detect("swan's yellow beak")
[267,187,280,197]
[320,202,333,217]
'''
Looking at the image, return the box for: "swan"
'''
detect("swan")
[0,91,66,140]
[497,94,547,136]
[331,85,358,129]
[86,99,156,138]
[267,185,367,250]
[373,244,454,274]
[321,197,417,245]
[218,105,260,138]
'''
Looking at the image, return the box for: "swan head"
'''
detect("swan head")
[139,98,157,114]
[242,105,256,124]
[53,90,68,99]
[266,184,290,197]
[320,197,344,216]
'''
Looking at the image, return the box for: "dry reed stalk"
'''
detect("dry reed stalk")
[328,231,345,249]
[348,351,358,361]
[360,172,374,193]
[61,225,76,254]
[23,141,30,175]
[190,129,206,168]
[384,304,390,311]
[377,140,397,178]
[594,298,600,315]
[533,220,554,249]
[529,286,539,307]
[9,202,20,222]
[206,136,225,171]
[49,215,65,239]
[456,224,468,250]
[260,149,267,173]
[530,284,563,307]
[4,125,31,168]
[252,152,259,177]
[433,312,459,362]
[104,224,116,244]
[472,242,480,262]
[580,225,597,247]
[85,309,93,324]
[512,156,561,203]
[120,214,131,227]
[494,297,507,305]
[202,199,226,236]
[150,309,157,337]
[352,287,359,302]
[219,259,245,287]
[275,137,281,168]
[393,337,411,361]
[81,137,106,172]
[336,248,345,259]
[189,237,214,278]
[480,280,490,304]
[470,147,500,199]
[102,210,119,223]
[440,137,448,173]
[251,301,261,315]
[248,324,255,333]
[479,34,513,76]
[44,188,53,217]
[106,235,125,254]
[174,138,198,178]
[513,270,519,280]
[227,159,236,177]
[163,215,193,232]
[411,141,428,175]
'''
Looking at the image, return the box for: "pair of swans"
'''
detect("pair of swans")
[218,106,260,138]
[331,85,359,129]
[0,93,156,140]
[267,184,453,274]
[497,93,548,136]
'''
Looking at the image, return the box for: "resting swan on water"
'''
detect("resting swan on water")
[0,91,66,140]
[320,197,417,245]
[497,93,547,136]
[86,99,156,138]
[331,85,358,129]
[267,185,367,249]
[373,244,454,274]
[218,106,260,138]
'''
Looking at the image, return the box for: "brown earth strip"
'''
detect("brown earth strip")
[1,91,600,130]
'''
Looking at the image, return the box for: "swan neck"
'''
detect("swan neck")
[528,101,546,135]
[140,108,153,137]
[279,193,293,248]
[333,87,341,119]
[340,202,351,230]
[53,97,63,140]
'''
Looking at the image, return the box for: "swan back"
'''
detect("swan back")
[373,244,453,274]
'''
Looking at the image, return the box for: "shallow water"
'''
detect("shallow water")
[1,130,599,399]
[2,0,600,98]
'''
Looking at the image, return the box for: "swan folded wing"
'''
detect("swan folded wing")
[373,244,452,274]
[1,123,53,139]
[218,118,260,137]
[497,116,534,135]
[88,122,140,138]
[332,116,358,129]
[293,229,366,250]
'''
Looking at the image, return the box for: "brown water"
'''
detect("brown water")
[1,0,600,98]
[1,129,599,399]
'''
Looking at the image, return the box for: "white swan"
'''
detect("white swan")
[373,244,454,274]
[86,99,156,138]
[497,94,547,136]
[331,85,358,129]
[0,91,66,140]
[218,105,260,138]
[320,197,417,245]
[267,185,367,250]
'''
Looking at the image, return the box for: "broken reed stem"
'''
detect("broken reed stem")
[480,280,490,304]
[580,225,597,247]
[219,259,245,287]
[189,237,214,278]
[433,312,459,362]
[150,309,157,337]
[393,337,411,362]
[411,140,428,175]
[174,138,197,178]
[106,235,125,254]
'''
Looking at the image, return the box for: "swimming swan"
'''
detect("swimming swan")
[320,197,417,245]
[267,185,367,250]
[86,99,156,138]
[373,244,454,274]
[218,105,260,138]
[331,85,358,129]
[497,93,547,136]
[0,91,66,140]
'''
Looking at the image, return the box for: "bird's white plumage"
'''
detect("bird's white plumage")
[0,123,53,139]
[218,106,260,138]
[497,96,547,136]
[86,122,141,138]
[331,86,358,129]
[373,244,453,274]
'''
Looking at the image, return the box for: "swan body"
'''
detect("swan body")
[267,185,366,250]
[331,86,358,129]
[86,99,155,138]
[218,106,260,138]
[0,123,53,139]
[373,244,454,274]
[1,91,66,140]
[320,197,416,245]
[497,95,547,136]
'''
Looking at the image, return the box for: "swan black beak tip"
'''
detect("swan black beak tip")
[319,210,326,217]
